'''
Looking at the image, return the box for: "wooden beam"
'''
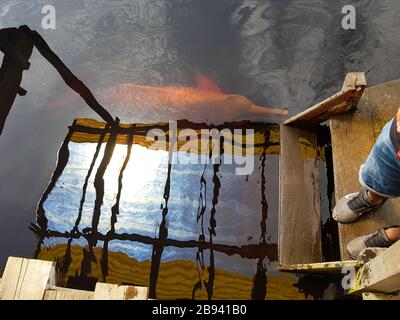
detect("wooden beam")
[349,239,400,294]
[284,72,366,126]
[279,260,358,273]
[0,257,55,300]
[94,282,149,300]
[44,286,94,300]
[279,124,323,265]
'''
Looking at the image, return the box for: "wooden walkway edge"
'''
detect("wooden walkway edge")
[278,260,358,273]
[0,257,149,300]
[349,239,400,295]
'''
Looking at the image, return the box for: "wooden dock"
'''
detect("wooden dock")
[0,257,149,300]
[279,72,367,266]
[330,80,400,259]
[279,73,400,299]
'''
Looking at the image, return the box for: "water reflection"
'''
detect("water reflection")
[31,121,303,299]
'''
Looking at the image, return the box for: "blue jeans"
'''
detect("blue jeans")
[360,118,400,197]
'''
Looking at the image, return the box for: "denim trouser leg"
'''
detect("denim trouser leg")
[359,118,400,198]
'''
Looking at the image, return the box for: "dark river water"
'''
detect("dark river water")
[1,0,400,299]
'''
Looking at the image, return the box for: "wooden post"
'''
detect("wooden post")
[278,125,323,265]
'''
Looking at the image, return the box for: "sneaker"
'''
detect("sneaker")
[332,188,386,223]
[346,227,397,259]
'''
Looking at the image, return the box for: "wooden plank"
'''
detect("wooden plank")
[279,260,358,273]
[0,257,55,300]
[363,292,400,300]
[349,239,400,294]
[284,72,366,126]
[279,125,323,265]
[123,285,149,300]
[44,285,148,300]
[283,89,356,126]
[94,282,148,300]
[94,283,121,300]
[330,79,400,260]
[44,286,94,300]
[0,257,148,300]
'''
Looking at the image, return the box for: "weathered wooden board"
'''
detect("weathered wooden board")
[279,125,323,265]
[349,239,400,294]
[0,257,55,300]
[279,260,358,273]
[94,282,149,300]
[363,292,400,300]
[0,257,150,300]
[284,73,366,126]
[330,79,400,260]
[44,286,94,300]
